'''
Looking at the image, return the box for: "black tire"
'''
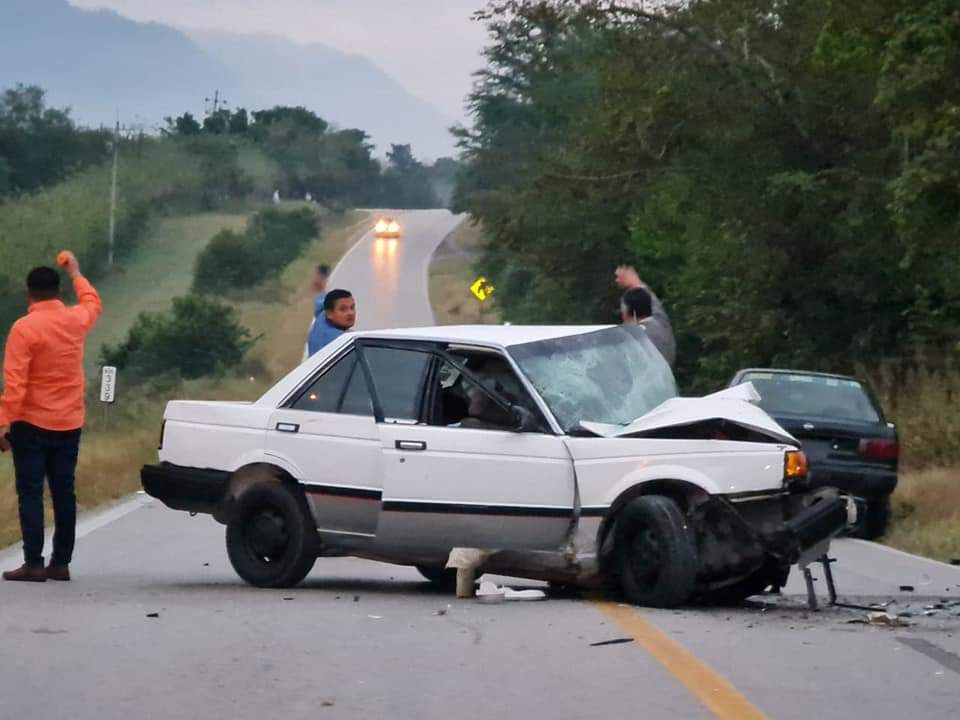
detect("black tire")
[226,483,316,588]
[615,495,698,608]
[416,565,457,590]
[863,496,891,540]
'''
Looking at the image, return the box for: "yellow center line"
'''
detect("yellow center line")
[593,600,768,720]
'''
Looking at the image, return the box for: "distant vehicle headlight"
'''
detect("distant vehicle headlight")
[375,220,388,233]
[389,222,400,233]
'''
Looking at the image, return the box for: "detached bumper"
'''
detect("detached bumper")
[696,488,854,586]
[141,463,229,514]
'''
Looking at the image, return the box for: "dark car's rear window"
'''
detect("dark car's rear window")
[739,372,881,423]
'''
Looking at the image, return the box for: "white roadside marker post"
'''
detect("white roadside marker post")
[100,366,117,430]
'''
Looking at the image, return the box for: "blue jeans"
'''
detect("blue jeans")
[10,422,82,568]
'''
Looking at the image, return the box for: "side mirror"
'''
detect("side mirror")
[511,405,540,433]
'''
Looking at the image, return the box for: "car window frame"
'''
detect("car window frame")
[283,347,375,417]
[353,339,436,425]
[350,338,559,433]
[425,348,551,434]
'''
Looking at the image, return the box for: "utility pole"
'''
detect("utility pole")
[107,117,120,267]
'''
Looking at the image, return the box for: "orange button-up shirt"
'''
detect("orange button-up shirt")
[0,276,102,431]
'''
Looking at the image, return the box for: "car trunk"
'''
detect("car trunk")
[772,415,897,473]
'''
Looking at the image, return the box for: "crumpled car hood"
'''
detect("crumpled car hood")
[580,383,798,445]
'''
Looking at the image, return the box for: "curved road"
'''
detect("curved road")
[1,210,958,720]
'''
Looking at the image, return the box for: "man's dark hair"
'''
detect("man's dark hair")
[316,264,331,276]
[26,266,61,301]
[324,289,353,311]
[622,287,653,320]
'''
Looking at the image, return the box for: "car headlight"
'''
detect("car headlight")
[389,222,400,232]
[375,220,388,232]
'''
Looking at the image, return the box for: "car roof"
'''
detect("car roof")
[352,324,614,348]
[735,368,864,383]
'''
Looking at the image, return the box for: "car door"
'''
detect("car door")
[358,340,577,553]
[265,346,383,537]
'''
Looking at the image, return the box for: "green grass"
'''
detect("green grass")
[428,220,500,325]
[83,212,251,375]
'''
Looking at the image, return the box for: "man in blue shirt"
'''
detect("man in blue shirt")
[303,265,330,361]
[307,289,357,356]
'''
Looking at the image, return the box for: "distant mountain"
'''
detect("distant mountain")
[0,0,455,158]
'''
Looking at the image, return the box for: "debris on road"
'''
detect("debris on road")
[504,588,547,602]
[476,581,505,604]
[353,595,360,603]
[146,613,160,619]
[590,638,635,647]
[863,611,910,627]
[434,605,452,617]
[900,585,915,592]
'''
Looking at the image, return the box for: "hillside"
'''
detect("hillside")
[0,0,454,156]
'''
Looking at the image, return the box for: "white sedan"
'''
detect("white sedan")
[142,325,852,607]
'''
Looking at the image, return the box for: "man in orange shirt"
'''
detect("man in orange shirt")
[0,251,102,582]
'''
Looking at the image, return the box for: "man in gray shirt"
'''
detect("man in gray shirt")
[615,265,676,367]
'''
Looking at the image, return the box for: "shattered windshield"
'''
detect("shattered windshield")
[509,327,677,432]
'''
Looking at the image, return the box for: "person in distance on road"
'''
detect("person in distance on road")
[307,289,357,356]
[0,252,102,583]
[615,265,676,368]
[302,264,331,362]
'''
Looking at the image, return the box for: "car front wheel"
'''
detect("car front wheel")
[615,495,698,609]
[226,483,316,588]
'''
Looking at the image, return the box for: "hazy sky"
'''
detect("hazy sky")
[69,0,491,121]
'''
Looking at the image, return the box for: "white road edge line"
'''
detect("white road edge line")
[0,493,153,564]
[845,538,960,572]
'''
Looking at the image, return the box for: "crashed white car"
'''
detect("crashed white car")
[143,325,852,607]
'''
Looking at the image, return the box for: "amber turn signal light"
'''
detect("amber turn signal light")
[784,450,809,480]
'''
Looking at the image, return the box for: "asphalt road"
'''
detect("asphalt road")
[2,209,959,720]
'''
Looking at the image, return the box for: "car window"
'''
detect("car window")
[290,351,372,416]
[432,351,546,432]
[740,372,881,423]
[362,346,431,422]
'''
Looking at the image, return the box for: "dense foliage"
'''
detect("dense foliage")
[168,105,441,210]
[455,0,960,390]
[193,207,320,294]
[100,295,255,382]
[0,84,110,197]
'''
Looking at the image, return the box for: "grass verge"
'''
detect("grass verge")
[0,210,369,551]
[428,219,499,325]
[887,467,960,563]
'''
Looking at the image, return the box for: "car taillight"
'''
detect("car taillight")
[784,450,809,482]
[159,421,166,450]
[858,438,898,461]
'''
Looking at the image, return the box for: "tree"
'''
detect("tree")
[169,112,201,136]
[455,0,960,390]
[229,108,250,134]
[0,83,109,196]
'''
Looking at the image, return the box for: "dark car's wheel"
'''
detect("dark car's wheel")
[416,565,457,590]
[862,496,891,540]
[226,483,316,588]
[615,495,698,608]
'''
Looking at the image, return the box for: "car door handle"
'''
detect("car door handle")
[276,422,300,434]
[395,440,427,452]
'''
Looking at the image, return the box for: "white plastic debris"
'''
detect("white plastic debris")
[476,581,505,604]
[503,588,547,602]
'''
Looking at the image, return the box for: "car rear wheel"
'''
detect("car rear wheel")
[862,496,891,540]
[615,495,698,608]
[226,483,316,588]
